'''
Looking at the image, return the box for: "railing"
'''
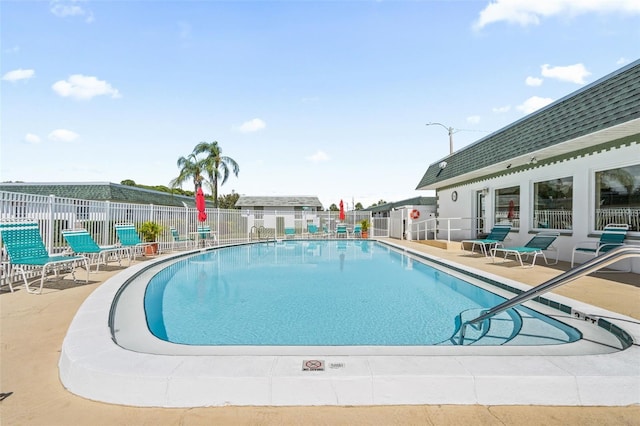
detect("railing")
[457,245,640,344]
[533,210,572,230]
[1,191,387,286]
[596,208,640,232]
[410,217,465,241]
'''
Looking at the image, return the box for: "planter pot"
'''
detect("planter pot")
[361,231,369,239]
[144,243,159,256]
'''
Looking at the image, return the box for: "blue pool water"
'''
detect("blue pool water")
[144,241,580,346]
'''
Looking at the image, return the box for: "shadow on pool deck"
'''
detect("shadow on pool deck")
[1,241,639,425]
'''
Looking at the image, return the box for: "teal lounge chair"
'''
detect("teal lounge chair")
[491,232,560,268]
[461,225,511,256]
[571,223,629,270]
[170,226,195,251]
[0,221,89,294]
[196,225,217,247]
[284,227,296,239]
[62,229,129,272]
[352,224,362,238]
[336,224,348,238]
[307,224,319,238]
[114,223,157,260]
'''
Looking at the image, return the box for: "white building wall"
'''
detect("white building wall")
[437,143,639,271]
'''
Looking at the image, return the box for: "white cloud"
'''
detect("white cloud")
[2,68,35,82]
[306,150,330,163]
[492,105,511,113]
[4,45,20,54]
[466,115,481,125]
[50,0,94,23]
[48,129,79,142]
[616,57,630,65]
[24,133,41,144]
[517,96,554,115]
[237,118,266,133]
[474,0,640,30]
[541,63,591,84]
[52,74,121,100]
[525,76,543,86]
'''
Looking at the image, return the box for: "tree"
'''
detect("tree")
[355,202,363,210]
[169,152,206,195]
[368,199,387,208]
[121,179,136,186]
[194,141,240,208]
[329,203,338,211]
[218,192,240,209]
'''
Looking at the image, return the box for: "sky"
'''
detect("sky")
[1,0,639,210]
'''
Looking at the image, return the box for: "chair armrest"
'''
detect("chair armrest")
[572,241,597,250]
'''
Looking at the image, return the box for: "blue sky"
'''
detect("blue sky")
[2,0,639,209]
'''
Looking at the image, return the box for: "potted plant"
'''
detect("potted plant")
[138,221,163,255]
[359,219,370,239]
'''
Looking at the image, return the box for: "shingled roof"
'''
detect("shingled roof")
[362,196,436,213]
[416,60,640,190]
[0,182,207,207]
[236,196,323,208]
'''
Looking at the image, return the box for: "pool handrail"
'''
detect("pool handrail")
[459,245,640,344]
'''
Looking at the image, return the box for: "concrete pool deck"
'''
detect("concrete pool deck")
[2,239,639,424]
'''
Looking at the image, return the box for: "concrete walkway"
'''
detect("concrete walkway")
[1,241,639,425]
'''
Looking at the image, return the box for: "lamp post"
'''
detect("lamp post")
[426,122,456,154]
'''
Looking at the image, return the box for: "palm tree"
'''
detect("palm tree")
[170,153,206,193]
[194,141,239,207]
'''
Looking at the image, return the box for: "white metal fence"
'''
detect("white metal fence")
[0,191,388,287]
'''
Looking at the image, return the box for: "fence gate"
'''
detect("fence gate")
[390,210,404,239]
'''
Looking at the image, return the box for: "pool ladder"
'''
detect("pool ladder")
[457,245,640,345]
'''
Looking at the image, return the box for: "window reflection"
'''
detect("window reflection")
[595,164,640,231]
[495,186,519,228]
[533,177,573,230]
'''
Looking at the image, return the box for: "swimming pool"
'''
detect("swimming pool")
[60,240,640,407]
[136,241,579,348]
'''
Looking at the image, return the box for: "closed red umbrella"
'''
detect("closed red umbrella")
[339,199,345,222]
[196,187,207,222]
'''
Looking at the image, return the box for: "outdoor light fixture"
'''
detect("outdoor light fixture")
[506,164,512,169]
[427,122,456,154]
[530,157,538,164]
[439,161,448,169]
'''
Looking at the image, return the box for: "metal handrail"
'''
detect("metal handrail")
[459,245,640,344]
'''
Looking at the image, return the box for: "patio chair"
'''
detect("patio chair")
[114,223,157,260]
[461,224,512,257]
[571,224,629,270]
[62,229,129,272]
[196,225,217,247]
[284,227,296,239]
[170,226,195,251]
[0,221,89,294]
[307,224,319,238]
[352,224,362,238]
[336,224,348,238]
[490,231,560,268]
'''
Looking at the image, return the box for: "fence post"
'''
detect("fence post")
[104,201,111,245]
[47,195,55,252]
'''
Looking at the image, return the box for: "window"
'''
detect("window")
[254,206,264,219]
[595,164,640,231]
[533,177,573,230]
[495,186,519,228]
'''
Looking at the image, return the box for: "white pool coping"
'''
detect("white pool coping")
[59,245,640,407]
